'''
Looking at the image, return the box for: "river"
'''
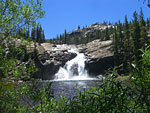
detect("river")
[48,46,103,100]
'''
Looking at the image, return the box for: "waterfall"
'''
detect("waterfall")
[55,48,89,80]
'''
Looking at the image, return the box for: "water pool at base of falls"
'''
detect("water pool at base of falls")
[45,46,103,100]
[38,79,102,101]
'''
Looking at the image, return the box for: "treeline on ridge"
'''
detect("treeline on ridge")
[17,24,45,43]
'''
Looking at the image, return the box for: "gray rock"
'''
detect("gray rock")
[70,63,79,76]
[31,43,77,80]
[69,23,113,38]
[79,39,114,76]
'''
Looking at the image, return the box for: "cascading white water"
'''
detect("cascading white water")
[55,48,89,80]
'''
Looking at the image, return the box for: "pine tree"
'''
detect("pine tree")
[139,8,147,49]
[105,27,110,40]
[96,30,101,39]
[35,24,45,43]
[123,16,130,72]
[146,18,150,30]
[74,36,79,45]
[113,27,119,65]
[59,34,63,44]
[118,21,124,57]
[17,28,23,38]
[103,21,107,25]
[26,25,30,39]
[22,28,26,38]
[39,24,43,43]
[64,29,67,44]
[132,11,141,66]
[31,27,35,41]
[109,26,114,35]
[78,25,80,30]
[25,30,30,39]
[56,35,60,44]
[36,25,40,43]
[108,21,112,25]
[42,30,45,42]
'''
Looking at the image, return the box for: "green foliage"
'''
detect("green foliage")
[0,0,44,111]
[0,46,149,112]
[112,10,150,74]
[0,0,150,112]
[105,27,110,40]
[0,0,45,79]
[0,0,45,37]
[48,24,114,45]
[56,46,150,112]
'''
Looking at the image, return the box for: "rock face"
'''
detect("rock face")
[10,37,114,79]
[70,63,79,76]
[79,39,114,76]
[69,23,113,38]
[28,43,77,80]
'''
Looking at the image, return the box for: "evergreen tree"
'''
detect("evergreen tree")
[60,34,63,44]
[103,21,107,25]
[17,28,24,38]
[108,21,112,25]
[56,35,60,44]
[105,27,110,40]
[118,21,124,57]
[31,27,36,41]
[96,30,101,39]
[139,8,147,48]
[75,36,79,45]
[35,24,45,43]
[22,28,26,38]
[146,18,150,30]
[39,24,43,43]
[123,16,130,72]
[113,27,119,65]
[132,11,141,66]
[27,25,30,38]
[64,29,67,44]
[78,26,80,30]
[36,25,40,43]
[25,30,30,39]
[109,26,114,35]
[42,30,45,42]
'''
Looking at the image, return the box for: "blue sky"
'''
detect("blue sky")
[40,0,150,39]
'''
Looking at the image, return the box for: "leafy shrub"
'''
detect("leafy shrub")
[0,46,150,112]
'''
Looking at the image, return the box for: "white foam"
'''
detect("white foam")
[55,48,90,80]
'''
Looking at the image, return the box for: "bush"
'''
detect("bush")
[0,46,150,113]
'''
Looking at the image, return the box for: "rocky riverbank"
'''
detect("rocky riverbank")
[29,43,77,80]
[29,39,114,79]
[6,38,114,80]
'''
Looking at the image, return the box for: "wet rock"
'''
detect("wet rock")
[79,39,114,76]
[70,63,78,76]
[31,43,77,80]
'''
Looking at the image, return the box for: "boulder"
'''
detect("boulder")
[79,39,114,76]
[70,63,79,76]
[30,43,77,80]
